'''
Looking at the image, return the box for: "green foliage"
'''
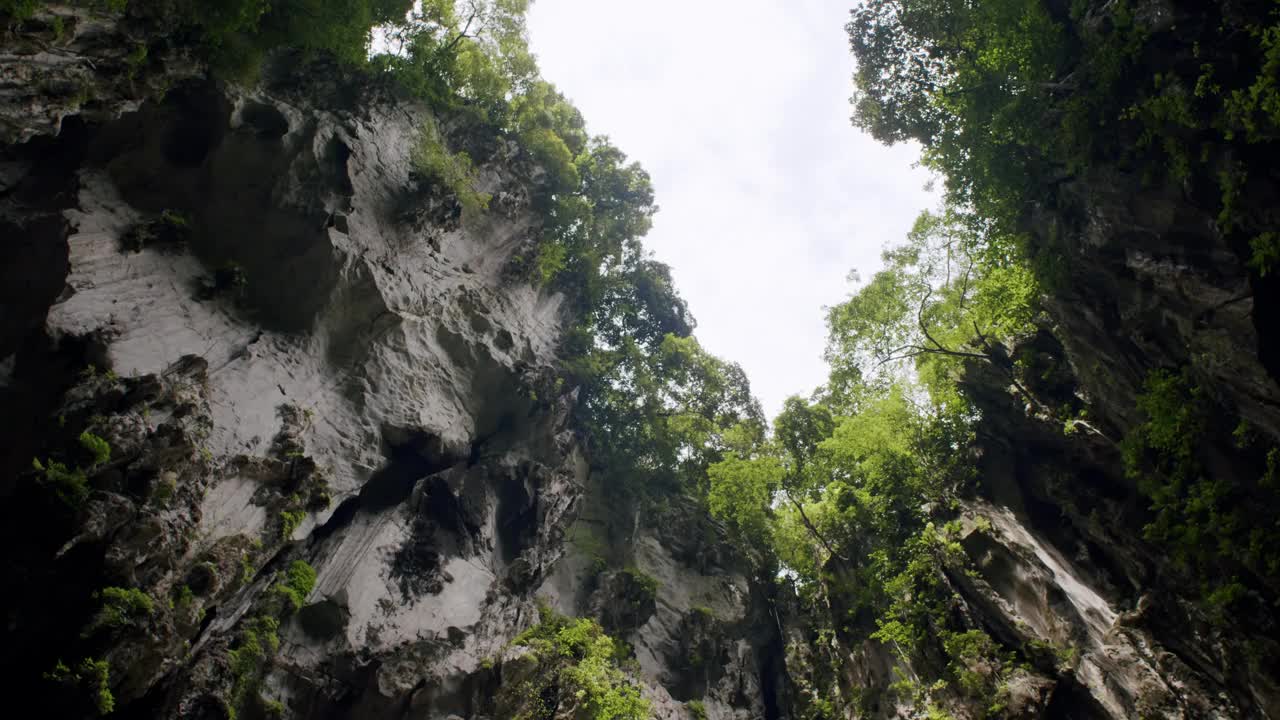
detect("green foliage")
[697,192,1030,717]
[32,425,109,506]
[707,453,782,541]
[848,0,1069,231]
[572,323,763,500]
[1248,232,1280,277]
[45,657,114,716]
[1221,20,1280,144]
[688,699,708,720]
[533,240,567,286]
[227,614,281,715]
[689,606,715,622]
[174,584,196,611]
[240,551,257,586]
[32,456,90,506]
[411,119,491,215]
[149,0,415,77]
[261,698,285,719]
[824,206,1038,409]
[225,560,314,714]
[152,473,178,504]
[159,208,188,228]
[278,507,305,538]
[620,567,658,603]
[272,559,317,613]
[1122,369,1280,607]
[847,0,1280,286]
[0,0,39,20]
[86,586,154,634]
[79,430,111,468]
[511,606,649,720]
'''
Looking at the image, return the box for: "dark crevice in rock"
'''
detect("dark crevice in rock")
[156,88,226,169]
[361,434,458,513]
[1249,268,1280,384]
[239,101,290,140]
[2,115,92,209]
[310,495,361,542]
[195,603,218,639]
[758,626,786,720]
[391,474,478,600]
[496,470,536,565]
[326,136,354,198]
[1044,675,1111,719]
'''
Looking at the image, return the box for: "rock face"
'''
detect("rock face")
[0,12,779,719]
[0,29,590,718]
[774,1,1280,716]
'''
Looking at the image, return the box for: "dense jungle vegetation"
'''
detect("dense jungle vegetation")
[697,0,1280,716]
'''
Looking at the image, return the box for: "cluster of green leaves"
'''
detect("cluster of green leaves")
[153,0,416,78]
[823,205,1039,407]
[0,0,40,21]
[1122,369,1280,610]
[848,0,1070,235]
[569,324,764,500]
[172,584,195,612]
[44,657,115,716]
[31,430,111,507]
[847,0,1280,279]
[84,586,155,635]
[619,567,658,603]
[227,614,281,717]
[411,118,490,215]
[705,355,996,715]
[272,559,317,612]
[225,560,314,717]
[278,508,305,538]
[510,606,649,720]
[32,456,90,506]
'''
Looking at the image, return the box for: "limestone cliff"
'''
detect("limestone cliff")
[0,7,778,720]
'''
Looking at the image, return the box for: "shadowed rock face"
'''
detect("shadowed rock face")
[0,33,591,716]
[0,23,781,717]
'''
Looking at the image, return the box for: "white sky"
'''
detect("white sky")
[527,0,937,419]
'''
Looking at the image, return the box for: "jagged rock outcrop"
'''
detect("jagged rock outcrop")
[0,12,781,718]
[0,25,588,716]
[541,474,787,720]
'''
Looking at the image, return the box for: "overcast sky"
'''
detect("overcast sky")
[527,0,936,419]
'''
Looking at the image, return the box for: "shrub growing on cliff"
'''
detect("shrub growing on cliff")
[227,614,281,714]
[85,586,154,635]
[411,120,490,215]
[272,559,317,613]
[508,607,649,720]
[32,457,90,506]
[44,657,114,716]
[79,430,111,468]
[1122,368,1280,608]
